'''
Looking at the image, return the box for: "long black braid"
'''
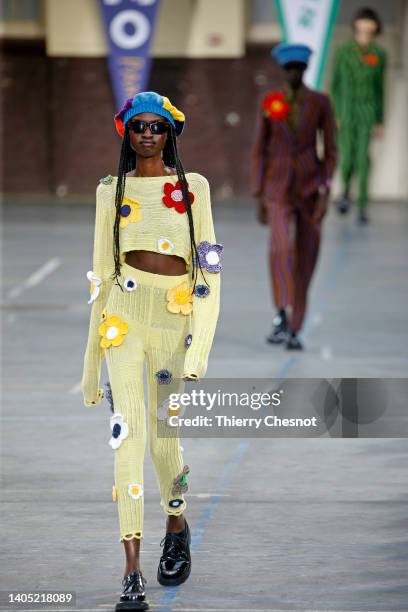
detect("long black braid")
[109,121,208,293]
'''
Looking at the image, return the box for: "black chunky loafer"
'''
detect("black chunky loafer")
[157,519,191,586]
[115,570,149,611]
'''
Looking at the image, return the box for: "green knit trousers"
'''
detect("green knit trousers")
[338,114,375,212]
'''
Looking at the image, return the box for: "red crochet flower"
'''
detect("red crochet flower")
[363,53,379,66]
[263,91,290,120]
[162,181,195,214]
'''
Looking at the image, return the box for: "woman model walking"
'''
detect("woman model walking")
[81,91,222,610]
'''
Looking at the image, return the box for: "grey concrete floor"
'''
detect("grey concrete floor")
[1,199,408,612]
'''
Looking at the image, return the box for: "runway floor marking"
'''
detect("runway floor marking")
[5,257,61,300]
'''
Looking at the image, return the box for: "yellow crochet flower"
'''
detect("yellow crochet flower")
[99,314,129,348]
[162,96,185,122]
[166,282,193,315]
[119,196,141,229]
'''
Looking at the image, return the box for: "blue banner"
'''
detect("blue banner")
[99,0,160,108]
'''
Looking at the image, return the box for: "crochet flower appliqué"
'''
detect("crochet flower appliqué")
[195,241,223,273]
[194,284,210,298]
[169,498,184,509]
[157,237,174,254]
[128,483,143,500]
[109,413,129,450]
[155,369,172,385]
[87,270,102,304]
[171,465,190,496]
[184,334,192,349]
[162,181,195,214]
[166,282,193,315]
[99,314,129,348]
[123,277,137,292]
[120,196,141,229]
[263,91,290,121]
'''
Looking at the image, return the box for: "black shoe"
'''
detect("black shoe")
[286,333,303,351]
[157,519,191,587]
[115,570,149,611]
[337,196,351,215]
[266,311,288,344]
[357,211,369,225]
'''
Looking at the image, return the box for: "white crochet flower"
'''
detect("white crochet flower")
[128,483,143,500]
[87,270,102,304]
[157,237,174,254]
[108,413,129,450]
[123,277,137,292]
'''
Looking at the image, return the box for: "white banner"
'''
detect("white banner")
[274,0,340,89]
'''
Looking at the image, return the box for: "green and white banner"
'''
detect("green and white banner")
[274,0,340,89]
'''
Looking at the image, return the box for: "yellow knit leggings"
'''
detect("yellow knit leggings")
[104,262,191,543]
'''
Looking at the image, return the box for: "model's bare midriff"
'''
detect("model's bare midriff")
[125,250,187,275]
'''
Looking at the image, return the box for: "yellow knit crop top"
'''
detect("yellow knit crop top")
[81,171,221,407]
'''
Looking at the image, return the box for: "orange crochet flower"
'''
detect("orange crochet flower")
[363,53,379,66]
[263,91,290,120]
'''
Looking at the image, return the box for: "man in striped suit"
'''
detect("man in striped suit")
[252,43,337,350]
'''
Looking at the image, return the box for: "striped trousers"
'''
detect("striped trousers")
[267,187,321,333]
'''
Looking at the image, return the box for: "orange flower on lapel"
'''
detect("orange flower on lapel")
[263,91,290,121]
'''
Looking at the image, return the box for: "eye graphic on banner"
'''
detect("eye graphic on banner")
[99,0,160,107]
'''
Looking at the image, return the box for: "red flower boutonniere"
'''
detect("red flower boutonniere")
[163,181,195,214]
[263,91,291,121]
[362,53,379,66]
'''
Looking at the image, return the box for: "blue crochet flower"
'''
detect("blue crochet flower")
[155,369,172,385]
[184,334,192,349]
[194,284,210,298]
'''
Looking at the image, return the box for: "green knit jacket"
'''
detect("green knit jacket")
[330,39,386,124]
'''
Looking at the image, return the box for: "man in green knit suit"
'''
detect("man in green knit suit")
[331,7,386,224]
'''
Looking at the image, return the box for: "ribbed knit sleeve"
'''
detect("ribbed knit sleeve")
[182,176,221,381]
[374,47,386,124]
[81,181,115,407]
[251,99,270,197]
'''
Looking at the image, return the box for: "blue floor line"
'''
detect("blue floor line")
[158,440,250,611]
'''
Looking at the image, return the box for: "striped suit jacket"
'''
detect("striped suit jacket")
[251,85,337,199]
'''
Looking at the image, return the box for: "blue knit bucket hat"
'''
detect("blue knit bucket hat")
[114,91,185,137]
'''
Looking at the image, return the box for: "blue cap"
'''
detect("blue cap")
[271,43,312,66]
[114,91,185,137]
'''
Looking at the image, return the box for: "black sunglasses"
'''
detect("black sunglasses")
[128,119,169,135]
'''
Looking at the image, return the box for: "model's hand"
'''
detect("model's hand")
[313,190,330,223]
[83,387,104,408]
[256,195,268,225]
[373,123,384,138]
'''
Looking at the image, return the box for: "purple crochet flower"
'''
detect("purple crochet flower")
[195,241,223,273]
[184,334,192,349]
